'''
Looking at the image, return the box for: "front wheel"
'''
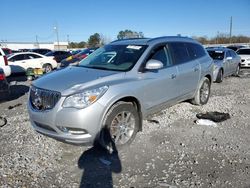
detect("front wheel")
[99,102,139,149]
[191,77,211,105]
[215,69,223,83]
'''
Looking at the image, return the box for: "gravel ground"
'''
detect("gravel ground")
[0,69,250,188]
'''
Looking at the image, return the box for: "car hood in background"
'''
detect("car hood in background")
[33,66,124,95]
[213,59,223,65]
[238,55,250,59]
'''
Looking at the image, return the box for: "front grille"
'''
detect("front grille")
[30,86,61,111]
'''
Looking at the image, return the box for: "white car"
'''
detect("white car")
[237,48,250,68]
[7,52,57,73]
[0,48,11,77]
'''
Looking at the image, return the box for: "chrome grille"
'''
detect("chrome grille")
[30,86,61,111]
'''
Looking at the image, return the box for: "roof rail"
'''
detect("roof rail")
[110,38,149,43]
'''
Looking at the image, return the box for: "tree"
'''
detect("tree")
[88,33,101,47]
[117,30,144,40]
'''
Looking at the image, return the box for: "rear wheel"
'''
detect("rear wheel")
[99,102,139,150]
[43,64,53,73]
[216,69,223,83]
[233,65,240,76]
[191,77,211,105]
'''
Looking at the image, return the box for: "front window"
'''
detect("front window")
[78,44,147,71]
[207,50,225,60]
[237,49,250,55]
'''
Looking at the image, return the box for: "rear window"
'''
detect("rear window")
[237,49,250,55]
[207,50,225,60]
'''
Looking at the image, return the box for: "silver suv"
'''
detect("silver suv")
[28,36,213,147]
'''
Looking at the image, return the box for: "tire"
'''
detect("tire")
[43,64,53,73]
[99,102,139,150]
[191,77,211,105]
[233,65,240,77]
[215,69,223,83]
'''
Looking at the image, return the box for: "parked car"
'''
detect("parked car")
[7,52,57,74]
[1,48,12,55]
[0,48,11,77]
[207,47,241,82]
[0,68,10,101]
[226,45,245,52]
[236,48,250,68]
[45,50,71,63]
[28,36,213,148]
[60,48,97,68]
[29,48,52,55]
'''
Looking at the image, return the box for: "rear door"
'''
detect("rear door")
[169,42,200,97]
[25,53,44,69]
[224,51,232,76]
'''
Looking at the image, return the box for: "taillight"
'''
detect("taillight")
[0,73,5,81]
[4,56,8,65]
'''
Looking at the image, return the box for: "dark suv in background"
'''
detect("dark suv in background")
[45,50,71,63]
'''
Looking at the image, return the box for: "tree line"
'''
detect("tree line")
[69,30,250,48]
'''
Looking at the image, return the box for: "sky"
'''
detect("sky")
[1,0,250,43]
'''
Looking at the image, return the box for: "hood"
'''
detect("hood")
[238,54,250,59]
[33,66,124,95]
[213,59,223,65]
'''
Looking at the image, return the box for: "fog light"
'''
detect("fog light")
[57,126,69,133]
[68,128,86,135]
[57,126,86,135]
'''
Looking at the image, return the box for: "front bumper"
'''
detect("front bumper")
[28,96,106,144]
[240,59,250,68]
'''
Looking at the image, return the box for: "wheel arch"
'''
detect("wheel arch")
[103,96,143,132]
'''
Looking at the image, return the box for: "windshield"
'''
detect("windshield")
[237,49,250,55]
[78,44,147,71]
[207,50,225,60]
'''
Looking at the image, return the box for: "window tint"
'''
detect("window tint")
[28,54,42,59]
[237,49,250,55]
[11,54,26,61]
[186,43,206,59]
[229,50,236,58]
[170,43,190,64]
[207,50,224,60]
[148,46,169,67]
[225,51,231,58]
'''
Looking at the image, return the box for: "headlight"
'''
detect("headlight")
[213,64,218,71]
[62,86,108,109]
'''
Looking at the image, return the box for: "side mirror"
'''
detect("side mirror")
[226,56,233,60]
[145,59,163,70]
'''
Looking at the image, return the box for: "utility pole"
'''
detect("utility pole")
[54,24,60,50]
[229,16,232,44]
[36,35,39,48]
[67,34,70,43]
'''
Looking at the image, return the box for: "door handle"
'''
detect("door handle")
[194,67,199,72]
[171,74,176,79]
